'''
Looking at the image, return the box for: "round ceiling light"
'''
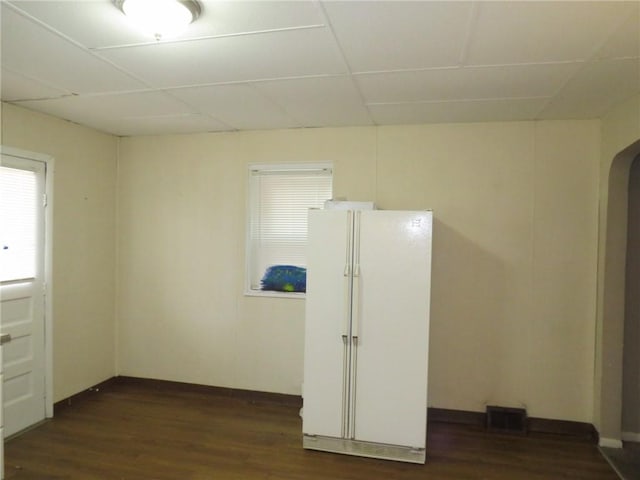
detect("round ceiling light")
[115,0,201,40]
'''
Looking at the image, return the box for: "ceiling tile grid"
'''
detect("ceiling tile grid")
[539,57,640,119]
[321,1,474,72]
[463,1,636,65]
[354,63,582,104]
[368,97,549,125]
[95,27,349,88]
[252,75,374,128]
[1,3,149,95]
[167,83,301,130]
[13,90,200,132]
[1,67,72,102]
[1,0,638,136]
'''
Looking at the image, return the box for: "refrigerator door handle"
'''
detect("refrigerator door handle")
[342,269,351,338]
[352,265,360,339]
[344,210,353,268]
[342,210,353,339]
[354,210,362,267]
[352,210,362,340]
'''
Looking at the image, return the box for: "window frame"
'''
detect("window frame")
[244,162,333,298]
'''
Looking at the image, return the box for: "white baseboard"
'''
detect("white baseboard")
[622,431,640,442]
[599,437,623,448]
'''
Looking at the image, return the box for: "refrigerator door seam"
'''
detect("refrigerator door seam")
[342,210,354,439]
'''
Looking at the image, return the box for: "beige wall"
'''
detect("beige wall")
[116,128,377,394]
[596,94,640,441]
[118,120,600,422]
[1,103,118,402]
[0,100,610,425]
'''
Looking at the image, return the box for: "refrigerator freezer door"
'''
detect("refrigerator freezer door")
[352,210,432,449]
[303,209,352,439]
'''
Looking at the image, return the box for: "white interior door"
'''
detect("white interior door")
[0,154,47,443]
[353,210,432,448]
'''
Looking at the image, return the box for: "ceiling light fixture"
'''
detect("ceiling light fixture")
[115,0,201,41]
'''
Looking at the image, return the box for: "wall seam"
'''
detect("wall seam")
[114,135,121,377]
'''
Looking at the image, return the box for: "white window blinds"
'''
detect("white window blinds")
[247,165,332,293]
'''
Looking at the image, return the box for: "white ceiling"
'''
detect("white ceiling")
[1,0,639,137]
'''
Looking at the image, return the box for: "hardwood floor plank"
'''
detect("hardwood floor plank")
[5,381,618,479]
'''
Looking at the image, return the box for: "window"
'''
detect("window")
[246,164,333,296]
[0,166,38,282]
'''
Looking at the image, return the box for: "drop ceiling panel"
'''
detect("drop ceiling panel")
[1,1,639,135]
[356,63,579,104]
[595,6,640,59]
[7,0,325,49]
[14,91,196,135]
[108,114,230,136]
[323,1,473,72]
[368,98,548,125]
[97,27,347,87]
[539,57,640,119]
[253,76,373,127]
[168,84,300,130]
[195,0,325,37]
[42,113,228,137]
[4,0,148,48]
[1,68,71,102]
[466,1,634,65]
[1,4,147,94]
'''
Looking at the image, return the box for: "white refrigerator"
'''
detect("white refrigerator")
[302,209,433,463]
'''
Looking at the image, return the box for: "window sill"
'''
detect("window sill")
[244,289,306,299]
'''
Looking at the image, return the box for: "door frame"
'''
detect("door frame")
[0,145,54,420]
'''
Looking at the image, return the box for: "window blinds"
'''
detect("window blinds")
[248,166,332,291]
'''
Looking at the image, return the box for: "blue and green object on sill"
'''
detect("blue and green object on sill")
[260,265,307,293]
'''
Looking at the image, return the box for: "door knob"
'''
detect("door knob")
[0,333,11,345]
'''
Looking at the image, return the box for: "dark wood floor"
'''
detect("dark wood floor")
[5,380,618,479]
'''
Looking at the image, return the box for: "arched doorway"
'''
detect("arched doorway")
[599,139,640,447]
[623,154,640,442]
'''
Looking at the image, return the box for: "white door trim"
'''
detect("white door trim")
[0,145,54,419]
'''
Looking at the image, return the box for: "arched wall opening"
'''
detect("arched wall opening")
[623,153,640,442]
[599,139,640,447]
